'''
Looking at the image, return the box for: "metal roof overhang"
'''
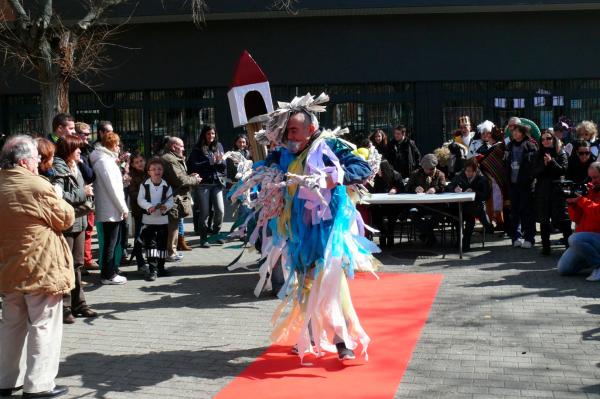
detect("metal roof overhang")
[102,3,600,24]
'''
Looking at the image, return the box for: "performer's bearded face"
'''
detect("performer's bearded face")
[286,113,315,154]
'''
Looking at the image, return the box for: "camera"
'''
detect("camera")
[555,180,589,198]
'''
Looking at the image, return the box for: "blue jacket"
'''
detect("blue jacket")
[265,136,371,185]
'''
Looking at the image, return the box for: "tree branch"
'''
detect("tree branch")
[271,0,299,13]
[39,0,53,31]
[7,0,29,23]
[77,0,128,31]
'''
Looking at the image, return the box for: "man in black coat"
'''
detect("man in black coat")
[386,125,421,178]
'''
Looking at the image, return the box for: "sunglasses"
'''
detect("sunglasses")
[541,136,553,141]
[578,151,591,155]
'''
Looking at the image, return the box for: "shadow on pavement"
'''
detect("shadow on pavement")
[60,347,265,398]
[88,271,274,321]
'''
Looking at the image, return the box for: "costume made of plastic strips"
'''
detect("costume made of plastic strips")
[227,93,380,364]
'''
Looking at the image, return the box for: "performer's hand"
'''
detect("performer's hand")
[415,186,424,194]
[454,186,463,193]
[159,205,167,212]
[148,206,156,214]
[426,188,436,194]
[389,188,397,194]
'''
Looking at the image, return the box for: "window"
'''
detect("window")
[332,103,365,138]
[114,108,144,153]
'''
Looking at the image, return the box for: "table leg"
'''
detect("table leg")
[458,202,463,259]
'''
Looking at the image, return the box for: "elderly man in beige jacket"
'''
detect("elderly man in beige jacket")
[0,135,74,398]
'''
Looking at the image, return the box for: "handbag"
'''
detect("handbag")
[74,196,95,218]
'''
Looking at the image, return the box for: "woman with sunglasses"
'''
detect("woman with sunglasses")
[567,140,597,185]
[532,131,572,255]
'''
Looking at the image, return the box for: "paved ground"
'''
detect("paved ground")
[4,224,600,398]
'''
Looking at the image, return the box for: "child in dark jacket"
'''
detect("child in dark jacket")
[446,158,492,251]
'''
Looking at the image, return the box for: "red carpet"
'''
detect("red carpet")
[214,273,443,399]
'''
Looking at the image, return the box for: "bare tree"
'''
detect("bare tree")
[0,0,297,135]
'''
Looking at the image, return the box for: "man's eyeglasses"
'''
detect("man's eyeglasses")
[578,151,591,156]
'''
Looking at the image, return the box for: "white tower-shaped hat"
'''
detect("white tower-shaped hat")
[227,50,274,127]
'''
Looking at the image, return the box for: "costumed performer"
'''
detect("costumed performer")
[227,93,380,364]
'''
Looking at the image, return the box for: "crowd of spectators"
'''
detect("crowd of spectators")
[364,117,600,272]
[1,110,599,397]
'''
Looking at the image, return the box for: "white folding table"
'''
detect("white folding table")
[362,192,476,259]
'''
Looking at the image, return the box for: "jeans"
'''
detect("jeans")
[100,221,121,280]
[557,232,600,275]
[509,184,536,243]
[195,184,224,238]
[178,218,185,236]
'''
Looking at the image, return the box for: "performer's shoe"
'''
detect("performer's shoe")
[290,341,317,355]
[336,342,355,361]
[22,386,68,398]
[0,386,23,397]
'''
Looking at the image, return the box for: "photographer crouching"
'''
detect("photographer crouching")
[557,161,600,280]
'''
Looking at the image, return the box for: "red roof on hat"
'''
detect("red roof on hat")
[229,50,268,89]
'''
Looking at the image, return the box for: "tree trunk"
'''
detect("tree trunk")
[39,73,69,136]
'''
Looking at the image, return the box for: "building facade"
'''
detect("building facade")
[2,1,600,154]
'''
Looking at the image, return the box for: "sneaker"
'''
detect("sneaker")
[521,241,534,249]
[586,268,600,282]
[513,239,524,248]
[336,342,355,361]
[145,272,157,282]
[101,274,127,285]
[166,254,182,262]
[290,341,317,355]
[290,344,299,355]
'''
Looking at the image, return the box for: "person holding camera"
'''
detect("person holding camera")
[557,162,600,280]
[532,131,572,256]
